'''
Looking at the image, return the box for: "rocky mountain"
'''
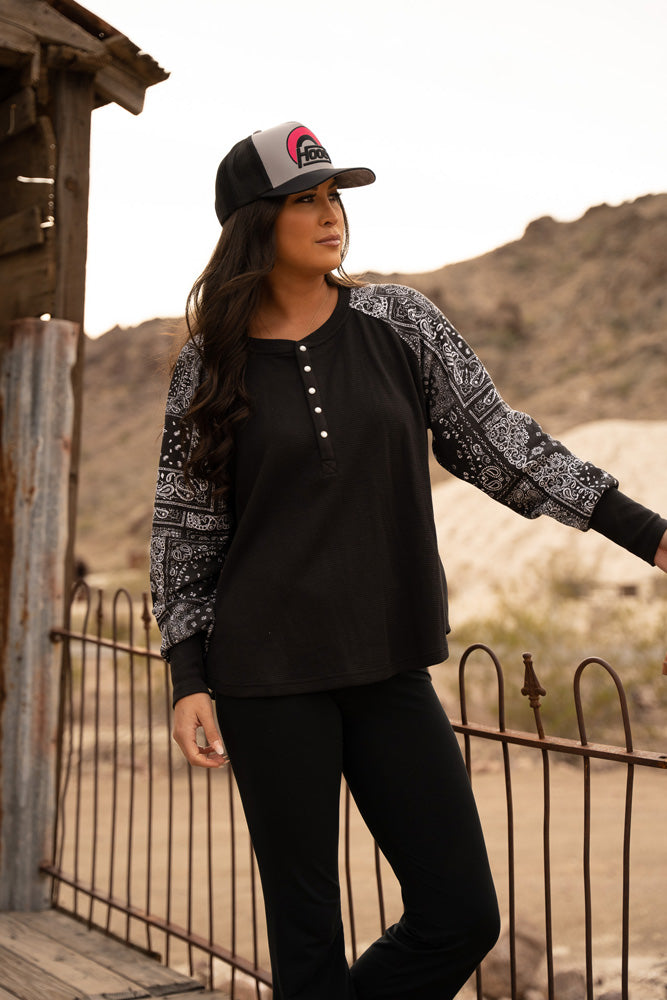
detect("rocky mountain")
[77,193,667,575]
[371,192,667,431]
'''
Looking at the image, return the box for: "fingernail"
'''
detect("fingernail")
[214,740,225,756]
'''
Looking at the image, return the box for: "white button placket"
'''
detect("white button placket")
[295,342,336,468]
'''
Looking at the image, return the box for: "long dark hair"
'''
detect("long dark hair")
[182,195,359,495]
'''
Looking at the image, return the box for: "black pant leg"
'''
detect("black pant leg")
[215,690,355,1000]
[216,671,499,1000]
[338,670,500,1000]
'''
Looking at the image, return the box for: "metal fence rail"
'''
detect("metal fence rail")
[45,585,667,1000]
[453,644,666,1000]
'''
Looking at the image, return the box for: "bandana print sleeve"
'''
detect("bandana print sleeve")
[149,341,233,659]
[352,285,618,529]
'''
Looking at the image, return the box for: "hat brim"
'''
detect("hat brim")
[262,166,376,199]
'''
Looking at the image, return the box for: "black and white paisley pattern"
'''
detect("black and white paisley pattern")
[350,284,617,527]
[164,340,204,416]
[150,341,234,658]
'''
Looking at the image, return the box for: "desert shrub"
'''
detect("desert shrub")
[443,556,667,749]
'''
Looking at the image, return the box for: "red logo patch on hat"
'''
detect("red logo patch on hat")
[286,126,332,170]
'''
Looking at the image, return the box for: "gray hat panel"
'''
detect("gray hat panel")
[251,122,333,189]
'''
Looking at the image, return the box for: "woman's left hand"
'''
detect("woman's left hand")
[655,528,667,573]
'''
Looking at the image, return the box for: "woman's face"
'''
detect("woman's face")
[272,178,345,280]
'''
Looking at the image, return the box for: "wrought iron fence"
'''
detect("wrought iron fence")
[45,584,667,1000]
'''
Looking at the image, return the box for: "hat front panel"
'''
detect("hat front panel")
[252,122,333,191]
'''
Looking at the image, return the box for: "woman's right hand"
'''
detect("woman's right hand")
[172,692,229,768]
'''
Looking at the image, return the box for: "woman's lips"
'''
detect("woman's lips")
[316,234,341,246]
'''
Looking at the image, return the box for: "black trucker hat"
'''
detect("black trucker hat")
[214,121,376,225]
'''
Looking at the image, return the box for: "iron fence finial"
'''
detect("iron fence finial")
[521,652,547,739]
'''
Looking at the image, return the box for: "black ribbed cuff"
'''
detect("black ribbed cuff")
[590,488,667,565]
[167,633,211,706]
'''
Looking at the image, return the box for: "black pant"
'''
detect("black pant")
[216,669,500,1000]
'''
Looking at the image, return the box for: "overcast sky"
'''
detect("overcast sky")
[83,0,667,337]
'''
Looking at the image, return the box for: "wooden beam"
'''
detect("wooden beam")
[0,15,38,57]
[94,61,151,115]
[50,67,92,618]
[0,0,106,55]
[0,205,44,257]
[0,87,37,141]
[0,27,38,63]
[0,317,78,910]
[45,0,118,42]
[0,114,56,329]
[103,30,169,86]
[46,41,111,74]
[0,241,56,333]
[0,116,55,216]
[0,20,40,84]
[51,71,90,327]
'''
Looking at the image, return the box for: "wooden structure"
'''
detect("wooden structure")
[0,910,231,999]
[0,0,167,909]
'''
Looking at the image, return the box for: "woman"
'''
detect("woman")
[150,121,667,1000]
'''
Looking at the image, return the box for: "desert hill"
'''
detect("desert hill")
[77,193,667,577]
[370,192,667,432]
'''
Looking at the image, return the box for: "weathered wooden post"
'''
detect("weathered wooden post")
[0,317,78,908]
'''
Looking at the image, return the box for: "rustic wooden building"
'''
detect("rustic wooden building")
[0,0,167,908]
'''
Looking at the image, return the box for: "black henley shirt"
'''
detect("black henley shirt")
[150,285,666,703]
